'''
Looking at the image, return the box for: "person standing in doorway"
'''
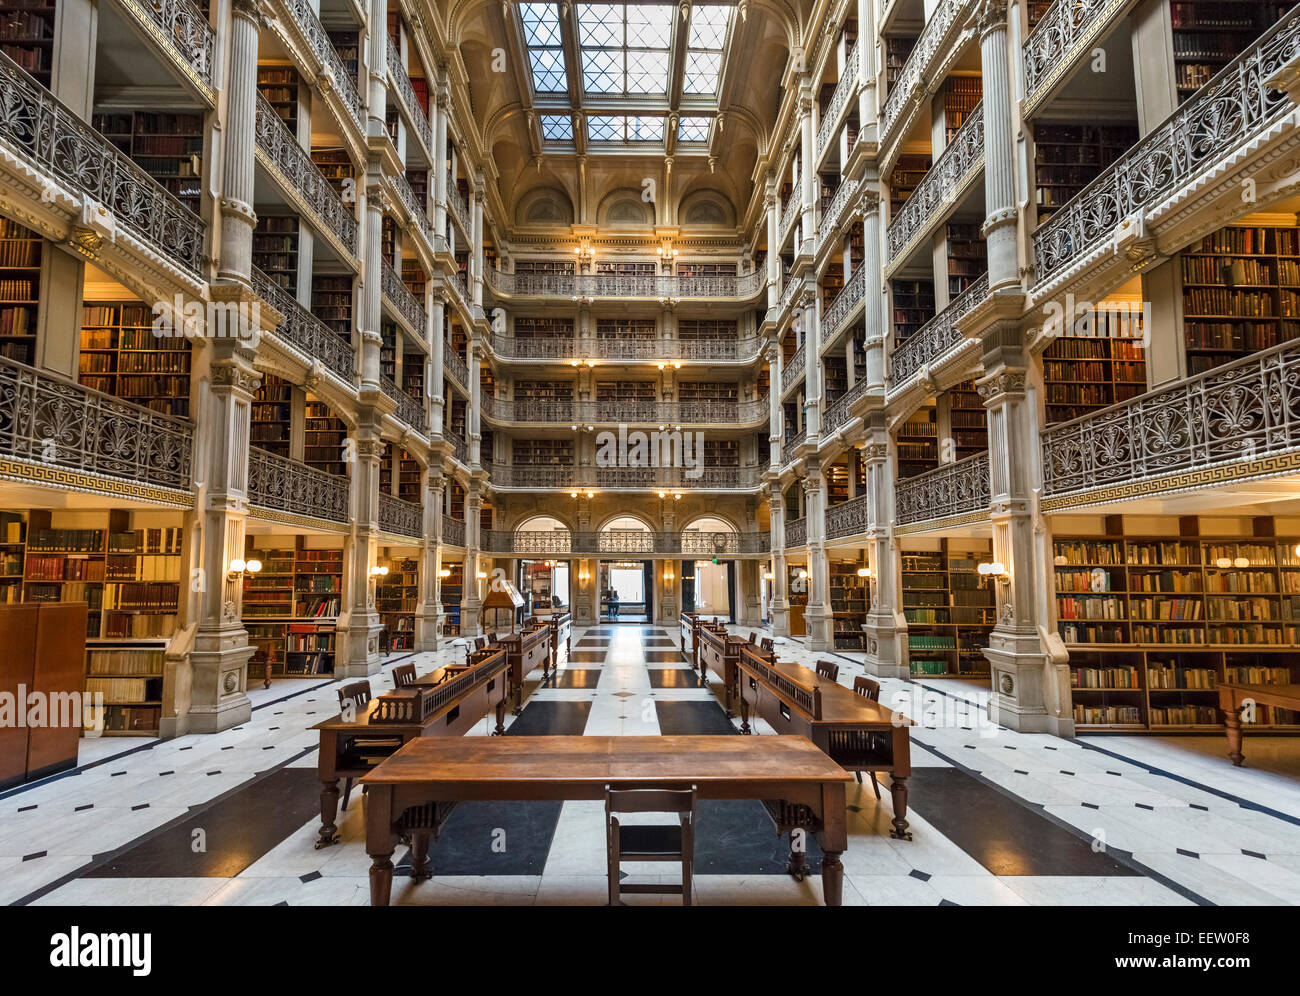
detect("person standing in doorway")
[609,587,620,619]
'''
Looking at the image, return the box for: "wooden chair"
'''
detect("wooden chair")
[816,659,840,683]
[760,637,774,652]
[392,663,416,688]
[605,785,696,906]
[336,680,373,810]
[747,632,758,645]
[853,676,883,798]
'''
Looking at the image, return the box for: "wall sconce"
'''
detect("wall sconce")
[762,571,774,581]
[369,565,389,578]
[655,247,678,259]
[229,557,262,581]
[438,568,452,578]
[977,561,1009,582]
[476,571,488,580]
[673,492,682,500]
[587,490,595,499]
[796,569,808,580]
[658,491,667,499]
[857,566,872,578]
[663,569,675,582]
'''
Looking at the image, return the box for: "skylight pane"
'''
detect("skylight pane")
[628,4,673,47]
[678,116,711,142]
[627,116,662,141]
[588,115,622,141]
[688,5,730,48]
[683,51,721,93]
[520,2,562,47]
[541,114,574,140]
[582,48,622,92]
[530,49,569,92]
[626,50,669,93]
[578,3,621,46]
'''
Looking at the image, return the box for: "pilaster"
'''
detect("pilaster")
[861,416,908,678]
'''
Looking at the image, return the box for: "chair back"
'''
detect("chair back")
[606,785,696,822]
[815,659,840,683]
[392,663,416,687]
[760,637,774,652]
[337,680,372,712]
[747,632,758,645]
[853,675,881,701]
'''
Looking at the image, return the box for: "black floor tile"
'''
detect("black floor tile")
[905,768,1138,877]
[647,668,702,689]
[551,669,601,688]
[86,768,318,878]
[399,799,564,876]
[654,700,736,735]
[506,700,594,736]
[692,800,824,874]
[644,650,689,662]
[566,651,608,663]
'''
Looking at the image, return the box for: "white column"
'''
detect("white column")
[862,414,908,678]
[979,0,1019,293]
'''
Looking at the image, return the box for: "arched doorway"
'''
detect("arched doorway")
[514,516,571,618]
[681,516,737,620]
[598,516,654,622]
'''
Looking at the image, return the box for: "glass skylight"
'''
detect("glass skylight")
[540,114,574,140]
[588,115,664,142]
[521,3,568,93]
[579,3,673,95]
[683,4,730,93]
[677,116,712,142]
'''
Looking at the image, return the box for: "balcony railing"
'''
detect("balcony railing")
[382,259,426,336]
[0,356,192,493]
[785,516,807,547]
[443,339,469,388]
[444,429,468,465]
[886,102,984,269]
[449,186,471,235]
[386,35,433,154]
[782,348,807,395]
[1023,0,1130,110]
[816,43,860,161]
[879,0,976,152]
[816,178,859,255]
[896,451,990,526]
[251,267,356,382]
[482,529,770,556]
[481,396,769,426]
[823,376,872,435]
[783,427,807,462]
[1033,9,1300,287]
[485,464,765,490]
[888,272,988,393]
[284,0,363,129]
[255,93,359,256]
[381,373,427,433]
[779,190,800,242]
[0,51,206,277]
[488,334,765,363]
[391,173,445,255]
[248,448,349,523]
[826,493,871,539]
[484,268,765,300]
[823,268,866,340]
[378,491,423,538]
[442,516,466,546]
[121,0,214,93]
[1042,337,1300,500]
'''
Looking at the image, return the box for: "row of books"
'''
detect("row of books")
[85,677,161,702]
[24,555,106,582]
[86,649,166,676]
[102,582,180,612]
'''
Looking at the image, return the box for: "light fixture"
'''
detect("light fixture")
[977,561,1009,581]
[658,424,667,432]
[762,571,774,581]
[673,492,682,500]
[797,569,808,580]
[657,362,666,370]
[438,568,452,578]
[857,567,871,578]
[228,557,260,580]
[1215,557,1232,569]
[1233,556,1250,568]
[586,490,595,499]
[369,565,389,577]
[476,571,488,580]
[570,491,579,498]
[658,491,667,499]
[245,558,262,574]
[663,569,675,581]
[570,359,580,367]
[672,361,681,369]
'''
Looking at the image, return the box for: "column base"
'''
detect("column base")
[182,630,254,736]
[341,611,383,678]
[771,603,790,638]
[805,602,832,652]
[863,615,909,679]
[415,606,444,652]
[984,630,1076,738]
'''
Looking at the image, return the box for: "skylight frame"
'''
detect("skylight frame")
[520,2,570,95]
[682,4,731,95]
[578,3,674,97]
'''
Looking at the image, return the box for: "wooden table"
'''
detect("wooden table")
[360,735,853,905]
[736,645,913,841]
[680,611,699,663]
[1219,682,1300,765]
[312,650,510,848]
[697,622,747,715]
[498,622,552,713]
[542,611,571,668]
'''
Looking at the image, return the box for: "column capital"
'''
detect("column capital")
[977,0,1009,38]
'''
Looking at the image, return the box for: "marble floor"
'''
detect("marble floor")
[3,625,1299,906]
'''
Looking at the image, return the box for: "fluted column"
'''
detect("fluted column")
[468,341,482,466]
[342,422,384,676]
[859,190,887,390]
[765,177,780,309]
[978,327,1072,734]
[862,414,907,678]
[433,74,450,239]
[360,182,386,391]
[216,0,263,287]
[767,344,782,470]
[768,487,789,636]
[431,292,446,435]
[979,0,1018,292]
[803,472,832,651]
[799,81,816,251]
[471,172,485,307]
[461,483,483,635]
[417,474,445,651]
[802,290,822,438]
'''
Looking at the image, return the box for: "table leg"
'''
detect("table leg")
[739,695,751,735]
[367,786,397,906]
[786,835,809,882]
[889,776,912,840]
[1225,706,1245,766]
[821,852,844,906]
[316,778,340,849]
[409,831,432,881]
[493,698,506,736]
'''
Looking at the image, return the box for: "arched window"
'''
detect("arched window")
[514,515,571,555]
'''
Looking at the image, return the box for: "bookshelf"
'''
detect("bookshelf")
[1180,224,1300,374]
[0,513,24,606]
[677,262,737,277]
[597,380,656,401]
[243,541,343,680]
[1056,515,1300,731]
[402,352,425,408]
[677,381,740,402]
[514,316,574,337]
[0,218,40,364]
[311,147,353,200]
[253,216,299,294]
[947,381,987,458]
[441,561,464,636]
[514,380,575,402]
[92,112,203,216]
[945,223,986,298]
[251,374,292,457]
[312,273,353,340]
[377,557,419,652]
[888,155,932,215]
[676,319,739,340]
[942,76,981,145]
[892,279,935,344]
[515,260,576,275]
[821,263,844,311]
[902,542,994,677]
[596,317,655,340]
[512,438,574,466]
[0,0,56,86]
[257,64,299,132]
[884,35,916,98]
[398,448,420,502]
[380,322,398,381]
[896,404,938,478]
[304,396,348,476]
[1171,2,1289,103]
[1032,123,1139,227]
[328,30,359,85]
[823,356,848,405]
[85,647,164,734]
[80,303,193,419]
[702,438,740,468]
[1042,305,1148,424]
[830,561,869,650]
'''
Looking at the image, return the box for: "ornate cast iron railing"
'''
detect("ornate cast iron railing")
[449,185,471,235]
[442,515,466,547]
[391,173,444,254]
[0,51,206,277]
[880,0,976,148]
[784,516,807,547]
[1042,337,1300,498]
[896,451,990,525]
[252,267,356,381]
[255,93,358,255]
[284,0,363,128]
[823,375,872,435]
[782,347,807,395]
[0,356,192,492]
[248,448,348,523]
[381,373,427,433]
[378,491,423,537]
[442,339,469,388]
[1033,9,1300,286]
[386,35,433,153]
[816,178,859,254]
[888,272,988,392]
[816,43,860,161]
[444,429,468,465]
[886,102,984,267]
[1023,0,1130,109]
[779,190,800,241]
[823,267,866,339]
[483,529,769,555]
[382,259,426,336]
[485,464,765,490]
[484,267,765,300]
[480,396,767,426]
[120,0,214,93]
[826,492,871,539]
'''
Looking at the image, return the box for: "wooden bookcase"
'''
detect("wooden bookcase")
[942,76,981,145]
[512,438,574,465]
[883,34,916,98]
[402,351,425,407]
[677,381,740,402]
[441,561,463,636]
[304,396,348,476]
[1042,306,1148,424]
[79,302,192,419]
[1032,122,1139,228]
[888,154,932,215]
[947,381,987,458]
[1,602,87,783]
[596,317,655,339]
[1171,2,1289,103]
[0,218,41,364]
[380,322,398,381]
[945,223,986,298]
[830,561,869,650]
[93,111,204,216]
[257,64,299,131]
[0,513,24,606]
[1057,515,1300,731]
[896,403,938,479]
[514,316,573,337]
[902,540,994,677]
[251,373,292,457]
[1180,223,1300,375]
[243,540,342,680]
[821,262,844,310]
[312,273,354,340]
[597,380,655,400]
[702,438,740,468]
[891,279,935,343]
[327,29,359,85]
[252,216,299,294]
[377,557,419,652]
[0,0,57,86]
[311,147,353,199]
[514,380,575,401]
